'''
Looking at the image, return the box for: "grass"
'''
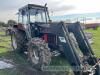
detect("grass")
[0,31,31,75]
[0,32,11,53]
[85,27,100,57]
[0,32,5,35]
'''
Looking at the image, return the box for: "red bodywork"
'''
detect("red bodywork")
[42,34,48,42]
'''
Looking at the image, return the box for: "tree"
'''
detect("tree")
[0,21,7,27]
[7,20,17,27]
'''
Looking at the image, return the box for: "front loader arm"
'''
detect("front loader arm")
[49,22,100,75]
[67,22,100,75]
[67,22,97,65]
[50,22,83,75]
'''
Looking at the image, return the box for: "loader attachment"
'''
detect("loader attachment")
[49,22,84,75]
[67,22,100,75]
[49,22,99,75]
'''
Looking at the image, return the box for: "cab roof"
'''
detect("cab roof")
[19,4,47,11]
[19,4,48,15]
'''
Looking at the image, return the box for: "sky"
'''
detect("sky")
[0,0,100,22]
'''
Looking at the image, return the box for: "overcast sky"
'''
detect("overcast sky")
[0,0,100,22]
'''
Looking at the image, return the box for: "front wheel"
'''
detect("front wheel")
[28,38,52,69]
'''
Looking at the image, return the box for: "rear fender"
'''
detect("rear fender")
[13,24,25,31]
[11,24,26,36]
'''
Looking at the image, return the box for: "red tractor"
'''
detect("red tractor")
[11,4,100,75]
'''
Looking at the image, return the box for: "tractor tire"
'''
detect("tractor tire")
[5,29,12,36]
[11,29,27,53]
[28,38,52,70]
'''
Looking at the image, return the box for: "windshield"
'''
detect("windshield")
[30,10,47,23]
[18,8,49,24]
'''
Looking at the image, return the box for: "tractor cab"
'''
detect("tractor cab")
[18,4,49,36]
[18,4,50,25]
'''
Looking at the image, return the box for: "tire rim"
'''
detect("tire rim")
[12,35,17,49]
[30,49,39,65]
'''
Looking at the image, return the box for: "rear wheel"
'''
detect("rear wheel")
[11,29,27,53]
[11,33,17,50]
[28,38,52,69]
